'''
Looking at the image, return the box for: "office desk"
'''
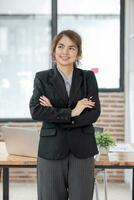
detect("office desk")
[0,142,36,200]
[0,142,134,200]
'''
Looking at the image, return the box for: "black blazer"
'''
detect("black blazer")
[29,66,101,160]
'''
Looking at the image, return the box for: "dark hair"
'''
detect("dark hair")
[52,30,82,65]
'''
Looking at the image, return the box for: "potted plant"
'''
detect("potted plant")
[95,131,116,154]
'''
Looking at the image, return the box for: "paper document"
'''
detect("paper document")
[109,143,134,152]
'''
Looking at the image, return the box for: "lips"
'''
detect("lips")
[60,56,70,61]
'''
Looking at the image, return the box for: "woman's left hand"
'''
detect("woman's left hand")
[39,96,53,107]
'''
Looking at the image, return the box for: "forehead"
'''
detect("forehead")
[57,35,77,47]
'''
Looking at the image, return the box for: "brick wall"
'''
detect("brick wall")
[0,92,125,182]
[96,92,125,142]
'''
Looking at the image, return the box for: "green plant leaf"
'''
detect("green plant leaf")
[95,131,116,149]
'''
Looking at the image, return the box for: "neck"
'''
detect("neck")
[57,64,74,78]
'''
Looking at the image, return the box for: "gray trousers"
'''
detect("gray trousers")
[37,153,95,200]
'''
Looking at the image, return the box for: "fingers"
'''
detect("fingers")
[39,96,52,107]
[80,98,95,108]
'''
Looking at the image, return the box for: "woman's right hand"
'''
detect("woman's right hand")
[71,98,95,117]
[39,96,53,107]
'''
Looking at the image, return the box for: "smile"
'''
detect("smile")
[60,56,70,60]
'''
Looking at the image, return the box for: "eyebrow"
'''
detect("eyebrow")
[57,43,77,48]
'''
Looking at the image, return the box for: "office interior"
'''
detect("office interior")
[0,0,134,199]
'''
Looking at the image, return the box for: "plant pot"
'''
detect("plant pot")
[99,147,109,155]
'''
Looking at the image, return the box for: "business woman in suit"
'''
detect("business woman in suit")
[30,30,101,200]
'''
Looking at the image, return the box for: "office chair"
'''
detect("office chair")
[94,127,108,200]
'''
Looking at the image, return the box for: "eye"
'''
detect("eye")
[69,47,76,51]
[57,45,64,49]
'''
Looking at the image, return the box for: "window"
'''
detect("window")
[58,0,124,90]
[0,0,124,121]
[0,15,51,119]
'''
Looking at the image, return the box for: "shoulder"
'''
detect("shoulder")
[79,68,96,79]
[75,67,96,81]
[35,68,53,80]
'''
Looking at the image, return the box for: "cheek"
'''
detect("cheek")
[72,52,79,60]
[54,49,60,57]
[53,51,58,60]
[54,53,59,61]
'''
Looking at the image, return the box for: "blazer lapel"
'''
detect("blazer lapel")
[69,67,83,106]
[49,66,69,105]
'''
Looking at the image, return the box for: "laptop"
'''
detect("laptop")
[1,126,40,158]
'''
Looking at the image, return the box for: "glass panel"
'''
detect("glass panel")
[0,15,51,119]
[58,0,120,89]
[0,0,51,14]
[58,0,120,14]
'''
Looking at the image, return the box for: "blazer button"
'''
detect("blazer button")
[71,120,75,124]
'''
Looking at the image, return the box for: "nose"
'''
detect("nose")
[62,47,69,54]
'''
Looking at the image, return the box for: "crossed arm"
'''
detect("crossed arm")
[30,72,100,127]
[39,95,95,117]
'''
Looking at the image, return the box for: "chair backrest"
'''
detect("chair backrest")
[94,127,103,134]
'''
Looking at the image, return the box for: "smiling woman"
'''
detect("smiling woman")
[54,36,78,70]
[52,29,82,66]
[29,29,101,200]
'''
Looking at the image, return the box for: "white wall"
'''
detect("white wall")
[125,0,134,186]
[125,0,134,143]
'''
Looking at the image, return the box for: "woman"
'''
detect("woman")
[30,30,101,200]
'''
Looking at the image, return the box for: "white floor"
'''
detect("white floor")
[93,182,131,200]
[0,181,132,200]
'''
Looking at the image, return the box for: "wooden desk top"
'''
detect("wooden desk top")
[0,142,134,167]
[95,152,134,167]
[0,142,36,166]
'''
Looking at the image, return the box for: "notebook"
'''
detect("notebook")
[1,126,40,158]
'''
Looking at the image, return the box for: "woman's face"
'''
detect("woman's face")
[54,35,78,68]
